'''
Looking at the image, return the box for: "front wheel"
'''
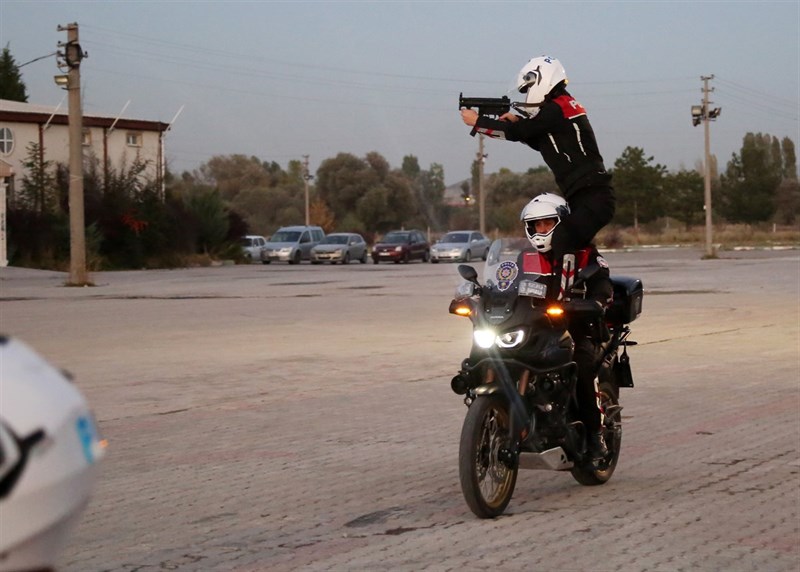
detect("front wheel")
[570,380,621,486]
[459,395,518,518]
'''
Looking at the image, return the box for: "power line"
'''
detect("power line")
[18,51,58,68]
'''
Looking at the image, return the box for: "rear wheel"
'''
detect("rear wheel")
[570,380,621,485]
[459,395,518,518]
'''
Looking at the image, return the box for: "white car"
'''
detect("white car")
[430,230,491,263]
[240,235,268,262]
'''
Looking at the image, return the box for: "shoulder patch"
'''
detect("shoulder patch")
[553,95,587,120]
[596,255,609,269]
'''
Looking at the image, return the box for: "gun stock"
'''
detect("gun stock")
[459,92,512,117]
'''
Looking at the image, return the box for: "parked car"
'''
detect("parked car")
[372,230,430,264]
[240,235,268,262]
[261,226,325,264]
[310,233,368,264]
[430,230,491,263]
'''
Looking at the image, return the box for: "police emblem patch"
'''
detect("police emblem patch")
[496,260,519,291]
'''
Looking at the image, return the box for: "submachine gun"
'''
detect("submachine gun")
[458,92,513,117]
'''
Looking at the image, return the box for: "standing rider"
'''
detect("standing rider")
[521,193,612,459]
[461,55,615,300]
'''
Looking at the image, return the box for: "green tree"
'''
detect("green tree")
[781,137,797,180]
[0,44,28,102]
[416,162,446,231]
[184,188,230,254]
[197,154,275,202]
[774,137,799,224]
[662,170,704,229]
[20,142,56,214]
[719,133,783,223]
[612,146,667,228]
[316,153,379,221]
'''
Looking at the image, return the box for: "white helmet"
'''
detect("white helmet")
[515,56,568,117]
[0,336,106,572]
[520,192,569,253]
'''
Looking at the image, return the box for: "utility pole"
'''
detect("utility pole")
[477,134,487,235]
[57,22,90,285]
[302,155,312,226]
[691,75,721,258]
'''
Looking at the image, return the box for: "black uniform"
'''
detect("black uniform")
[472,87,615,298]
[565,245,613,433]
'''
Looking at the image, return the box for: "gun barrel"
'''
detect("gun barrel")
[458,94,512,116]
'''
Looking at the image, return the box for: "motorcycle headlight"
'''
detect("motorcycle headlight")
[473,329,496,349]
[496,329,526,348]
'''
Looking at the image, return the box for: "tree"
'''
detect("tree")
[662,170,704,229]
[20,142,56,214]
[0,44,28,102]
[719,133,783,223]
[774,137,799,225]
[781,137,797,180]
[197,154,275,202]
[184,188,230,254]
[612,147,667,229]
[315,151,416,233]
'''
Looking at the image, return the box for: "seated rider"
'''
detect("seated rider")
[521,192,612,459]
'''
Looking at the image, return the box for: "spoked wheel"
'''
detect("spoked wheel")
[459,395,518,518]
[570,381,622,486]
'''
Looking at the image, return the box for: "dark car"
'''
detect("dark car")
[372,230,430,264]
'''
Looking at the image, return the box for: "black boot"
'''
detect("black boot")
[587,431,608,460]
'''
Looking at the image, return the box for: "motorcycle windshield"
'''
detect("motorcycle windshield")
[484,238,553,296]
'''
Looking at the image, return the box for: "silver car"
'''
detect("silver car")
[430,230,491,263]
[261,226,325,264]
[240,235,268,262]
[310,233,368,264]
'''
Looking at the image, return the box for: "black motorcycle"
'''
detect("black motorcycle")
[448,239,643,518]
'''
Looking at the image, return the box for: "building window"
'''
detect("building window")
[126,131,142,147]
[82,128,92,146]
[0,127,13,155]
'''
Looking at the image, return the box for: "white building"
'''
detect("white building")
[0,99,170,204]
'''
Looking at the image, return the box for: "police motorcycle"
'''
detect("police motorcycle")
[448,238,643,518]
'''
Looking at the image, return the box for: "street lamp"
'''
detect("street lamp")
[54,74,70,89]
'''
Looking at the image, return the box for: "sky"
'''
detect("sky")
[1,1,798,186]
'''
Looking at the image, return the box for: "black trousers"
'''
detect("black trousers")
[549,185,615,299]
[572,335,603,431]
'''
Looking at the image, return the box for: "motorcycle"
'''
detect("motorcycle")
[448,239,643,518]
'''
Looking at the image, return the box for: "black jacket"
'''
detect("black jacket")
[472,90,612,198]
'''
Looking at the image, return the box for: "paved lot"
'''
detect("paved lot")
[1,247,798,571]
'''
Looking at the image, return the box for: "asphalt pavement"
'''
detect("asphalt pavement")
[1,247,798,572]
